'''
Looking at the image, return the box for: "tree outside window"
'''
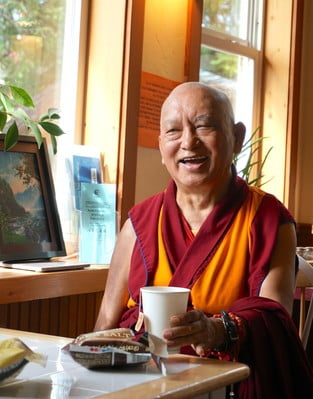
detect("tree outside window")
[0,0,66,114]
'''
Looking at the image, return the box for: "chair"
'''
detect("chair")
[296,256,313,349]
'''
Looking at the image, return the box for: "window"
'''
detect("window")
[200,0,264,139]
[0,0,84,252]
[0,0,82,145]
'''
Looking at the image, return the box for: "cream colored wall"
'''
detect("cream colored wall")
[83,0,126,183]
[260,0,292,201]
[295,0,313,223]
[135,0,189,204]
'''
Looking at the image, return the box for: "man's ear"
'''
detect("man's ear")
[159,135,165,165]
[233,122,246,154]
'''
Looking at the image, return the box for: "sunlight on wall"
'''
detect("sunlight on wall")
[136,0,189,203]
[84,0,126,183]
[142,0,189,81]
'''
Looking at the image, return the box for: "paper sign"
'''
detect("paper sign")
[79,183,116,264]
[138,71,180,148]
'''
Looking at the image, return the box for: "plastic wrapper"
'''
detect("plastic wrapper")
[0,338,47,384]
[64,328,151,369]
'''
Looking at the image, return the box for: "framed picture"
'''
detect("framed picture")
[0,134,66,262]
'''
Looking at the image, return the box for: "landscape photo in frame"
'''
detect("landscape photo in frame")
[0,135,66,262]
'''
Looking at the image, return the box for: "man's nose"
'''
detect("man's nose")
[181,127,199,150]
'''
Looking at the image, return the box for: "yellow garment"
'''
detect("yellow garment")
[154,187,265,313]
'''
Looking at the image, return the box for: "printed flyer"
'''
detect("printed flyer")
[79,183,116,264]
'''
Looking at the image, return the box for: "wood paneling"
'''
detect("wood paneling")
[0,292,103,338]
[0,266,108,337]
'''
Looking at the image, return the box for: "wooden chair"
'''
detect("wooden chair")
[296,256,313,349]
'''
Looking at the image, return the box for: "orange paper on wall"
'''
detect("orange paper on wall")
[138,71,180,148]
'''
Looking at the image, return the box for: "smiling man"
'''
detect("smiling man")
[95,82,313,398]
[159,83,246,227]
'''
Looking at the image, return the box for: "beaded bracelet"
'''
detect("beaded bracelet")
[220,311,238,350]
[204,311,246,361]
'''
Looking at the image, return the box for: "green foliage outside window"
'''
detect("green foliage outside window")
[0,1,67,153]
[201,46,238,80]
[0,0,65,95]
[202,0,242,36]
[201,0,242,81]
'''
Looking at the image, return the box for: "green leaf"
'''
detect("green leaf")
[48,108,61,119]
[0,85,10,97]
[40,108,61,122]
[50,113,61,120]
[4,122,19,151]
[0,111,7,131]
[39,113,50,122]
[39,121,65,136]
[0,92,15,112]
[50,135,57,155]
[9,86,35,108]
[10,107,30,123]
[0,84,63,153]
[28,121,43,148]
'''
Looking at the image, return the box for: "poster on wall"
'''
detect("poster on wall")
[138,71,180,148]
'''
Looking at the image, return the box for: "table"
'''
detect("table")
[0,328,250,399]
[0,266,109,337]
[0,265,109,304]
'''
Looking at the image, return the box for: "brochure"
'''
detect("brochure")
[79,183,116,264]
[73,155,102,210]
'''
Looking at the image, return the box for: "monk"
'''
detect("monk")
[95,82,313,398]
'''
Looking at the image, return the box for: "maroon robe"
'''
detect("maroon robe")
[120,175,313,398]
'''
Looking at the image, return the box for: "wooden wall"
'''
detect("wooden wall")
[0,292,103,338]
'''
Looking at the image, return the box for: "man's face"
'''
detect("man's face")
[159,85,240,191]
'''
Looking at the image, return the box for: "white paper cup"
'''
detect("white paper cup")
[140,286,190,357]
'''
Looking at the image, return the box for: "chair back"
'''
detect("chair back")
[296,256,313,349]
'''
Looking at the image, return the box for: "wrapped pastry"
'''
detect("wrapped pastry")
[65,328,151,369]
[0,338,47,384]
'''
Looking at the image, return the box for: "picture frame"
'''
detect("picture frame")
[0,134,66,262]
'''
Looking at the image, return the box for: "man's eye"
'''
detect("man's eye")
[196,125,215,133]
[162,129,181,141]
[196,123,213,129]
[165,128,181,136]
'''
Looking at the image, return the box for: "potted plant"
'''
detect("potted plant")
[233,126,273,187]
[0,83,65,154]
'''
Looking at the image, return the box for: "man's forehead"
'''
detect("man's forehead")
[161,85,233,123]
[161,94,220,118]
[166,86,222,108]
[161,113,219,129]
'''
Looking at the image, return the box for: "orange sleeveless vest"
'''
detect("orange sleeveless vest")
[152,187,265,313]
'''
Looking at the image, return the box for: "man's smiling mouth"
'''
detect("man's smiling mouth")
[179,156,208,164]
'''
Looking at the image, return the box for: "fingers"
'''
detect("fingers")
[169,309,202,326]
[192,344,206,357]
[163,310,215,351]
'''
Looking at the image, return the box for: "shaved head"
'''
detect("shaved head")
[158,81,245,192]
[161,82,235,130]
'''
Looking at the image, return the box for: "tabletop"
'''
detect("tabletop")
[0,328,250,399]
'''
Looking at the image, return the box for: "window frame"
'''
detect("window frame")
[201,30,263,129]
[200,1,265,139]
